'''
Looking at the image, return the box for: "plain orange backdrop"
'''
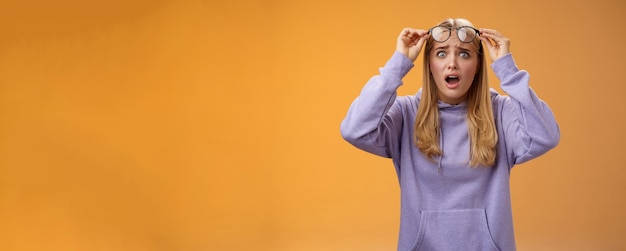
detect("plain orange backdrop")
[0,0,625,250]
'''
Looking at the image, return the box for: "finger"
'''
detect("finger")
[405,28,418,36]
[480,34,505,49]
[408,30,428,46]
[399,28,429,48]
[479,29,506,42]
[402,29,417,41]
[415,34,428,49]
[478,36,494,48]
[415,29,429,36]
[479,28,499,35]
[478,31,498,40]
[411,30,429,43]
[480,37,499,56]
[400,28,415,39]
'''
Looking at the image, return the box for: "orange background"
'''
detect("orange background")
[0,0,624,250]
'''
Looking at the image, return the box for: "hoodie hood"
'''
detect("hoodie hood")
[415,88,468,110]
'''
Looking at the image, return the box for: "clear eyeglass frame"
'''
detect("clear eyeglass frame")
[428,26,480,43]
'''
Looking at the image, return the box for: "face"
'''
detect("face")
[428,34,480,105]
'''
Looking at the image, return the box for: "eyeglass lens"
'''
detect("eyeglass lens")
[430,26,478,43]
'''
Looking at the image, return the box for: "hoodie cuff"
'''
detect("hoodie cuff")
[380,51,414,83]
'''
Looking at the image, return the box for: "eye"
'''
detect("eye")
[459,51,470,58]
[436,51,446,57]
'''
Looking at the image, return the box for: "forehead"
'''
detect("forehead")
[432,39,476,51]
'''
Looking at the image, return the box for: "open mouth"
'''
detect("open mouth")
[445,75,460,84]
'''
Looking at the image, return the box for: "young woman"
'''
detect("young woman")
[340,18,560,251]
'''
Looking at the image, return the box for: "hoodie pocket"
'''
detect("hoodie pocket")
[412,209,500,251]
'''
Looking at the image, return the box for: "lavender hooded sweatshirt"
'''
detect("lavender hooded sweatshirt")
[340,52,560,251]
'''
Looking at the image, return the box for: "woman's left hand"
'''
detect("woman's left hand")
[478,28,510,61]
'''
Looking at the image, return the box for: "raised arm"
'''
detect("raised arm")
[340,28,428,157]
[480,29,560,165]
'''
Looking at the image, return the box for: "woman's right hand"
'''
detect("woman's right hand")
[396,28,429,62]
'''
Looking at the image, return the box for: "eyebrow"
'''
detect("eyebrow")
[433,45,450,51]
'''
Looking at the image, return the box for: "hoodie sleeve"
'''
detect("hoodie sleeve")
[493,53,560,165]
[340,51,414,158]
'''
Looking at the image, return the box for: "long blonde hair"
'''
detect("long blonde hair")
[414,18,497,167]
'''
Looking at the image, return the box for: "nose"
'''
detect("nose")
[447,56,458,70]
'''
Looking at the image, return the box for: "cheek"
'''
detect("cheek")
[430,58,444,71]
[429,60,445,78]
[461,61,479,78]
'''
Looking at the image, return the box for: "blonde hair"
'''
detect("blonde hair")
[414,18,498,167]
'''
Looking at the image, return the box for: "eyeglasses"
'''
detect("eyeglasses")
[428,26,480,43]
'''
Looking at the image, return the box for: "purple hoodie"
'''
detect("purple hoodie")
[340,52,560,251]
